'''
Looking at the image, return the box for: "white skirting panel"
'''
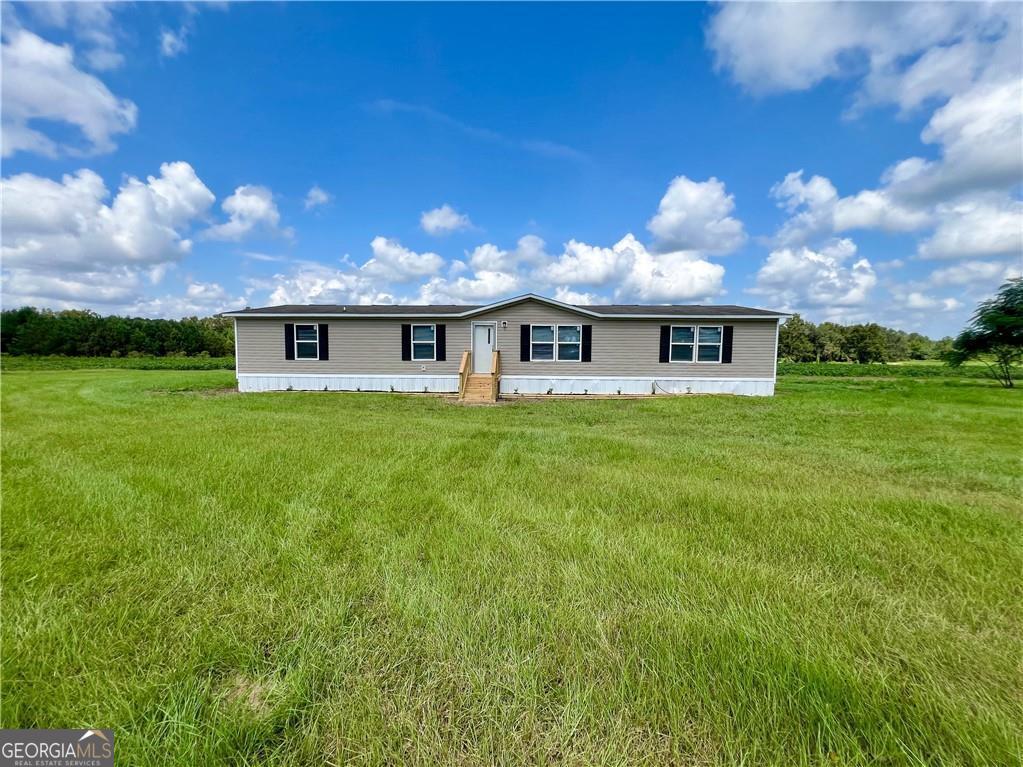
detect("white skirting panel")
[237,374,458,393]
[499,376,775,397]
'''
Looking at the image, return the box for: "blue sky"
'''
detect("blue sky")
[2,2,1020,337]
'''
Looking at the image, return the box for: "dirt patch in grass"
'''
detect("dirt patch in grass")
[148,386,239,397]
[445,398,520,407]
[223,674,274,717]
[189,387,239,397]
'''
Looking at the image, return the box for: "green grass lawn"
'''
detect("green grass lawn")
[2,370,1020,766]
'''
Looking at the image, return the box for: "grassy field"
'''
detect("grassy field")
[2,370,1020,766]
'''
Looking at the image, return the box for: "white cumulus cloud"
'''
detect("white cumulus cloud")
[537,238,633,286]
[420,204,472,235]
[260,261,396,306]
[535,233,725,302]
[1,28,137,157]
[127,282,247,319]
[553,287,601,305]
[613,234,725,302]
[707,2,1018,113]
[918,197,1023,260]
[750,238,877,311]
[160,28,188,58]
[647,176,746,254]
[22,1,124,71]
[927,261,1020,288]
[204,185,285,241]
[771,170,932,246]
[361,236,444,282]
[884,79,1023,204]
[901,292,962,312]
[417,270,521,304]
[2,162,215,271]
[0,162,268,315]
[2,266,144,309]
[304,185,331,210]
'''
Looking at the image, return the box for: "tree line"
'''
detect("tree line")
[0,307,235,358]
[6,281,1021,381]
[3,305,951,364]
[778,315,950,363]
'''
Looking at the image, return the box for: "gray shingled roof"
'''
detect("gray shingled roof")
[577,304,782,317]
[230,304,478,315]
[222,294,786,318]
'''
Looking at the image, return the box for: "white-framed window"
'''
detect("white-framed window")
[412,324,436,361]
[295,323,319,360]
[557,324,581,361]
[670,325,695,362]
[530,324,555,360]
[696,325,723,363]
[531,324,582,361]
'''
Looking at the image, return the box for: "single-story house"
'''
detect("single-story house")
[222,294,786,399]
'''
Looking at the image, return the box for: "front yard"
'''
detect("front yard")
[2,370,1020,765]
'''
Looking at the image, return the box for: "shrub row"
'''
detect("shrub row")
[777,362,999,378]
[1,355,235,371]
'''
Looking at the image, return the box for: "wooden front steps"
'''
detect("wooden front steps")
[462,374,497,403]
[458,350,501,402]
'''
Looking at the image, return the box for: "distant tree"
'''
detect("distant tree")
[814,322,848,362]
[0,306,39,352]
[884,328,911,361]
[779,314,816,361]
[905,333,934,360]
[844,324,888,363]
[932,337,954,359]
[946,278,1023,388]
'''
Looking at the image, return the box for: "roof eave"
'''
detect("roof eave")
[221,293,789,320]
[461,293,605,319]
[221,311,469,319]
[223,310,788,320]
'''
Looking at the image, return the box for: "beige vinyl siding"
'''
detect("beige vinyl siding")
[472,303,777,379]
[235,318,466,374]
[235,298,778,379]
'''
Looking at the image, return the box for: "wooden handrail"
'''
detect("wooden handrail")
[490,350,501,401]
[458,350,471,400]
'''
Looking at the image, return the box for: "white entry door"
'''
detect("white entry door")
[473,324,495,373]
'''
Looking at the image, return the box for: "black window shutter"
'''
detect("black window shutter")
[284,323,295,360]
[581,325,592,362]
[520,325,530,361]
[722,325,734,364]
[436,324,446,361]
[318,323,329,361]
[401,324,412,361]
[659,325,670,363]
